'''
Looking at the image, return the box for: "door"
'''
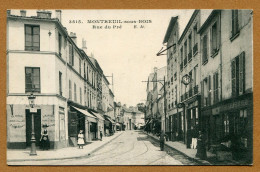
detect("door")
[26,109,41,147]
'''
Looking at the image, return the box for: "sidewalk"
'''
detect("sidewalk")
[146,132,248,165]
[7,131,124,162]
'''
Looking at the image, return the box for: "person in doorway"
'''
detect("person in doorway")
[160,131,165,151]
[191,127,198,149]
[40,124,50,150]
[100,131,103,141]
[196,131,207,160]
[77,130,85,149]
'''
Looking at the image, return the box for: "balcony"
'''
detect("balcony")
[189,88,193,97]
[193,43,198,55]
[180,62,183,71]
[184,56,187,67]
[194,85,198,95]
[188,51,192,62]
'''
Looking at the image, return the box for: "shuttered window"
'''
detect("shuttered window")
[231,52,245,97]
[25,25,40,51]
[232,10,239,36]
[74,83,77,102]
[69,43,74,66]
[202,34,208,64]
[211,22,218,55]
[69,80,72,99]
[58,33,62,56]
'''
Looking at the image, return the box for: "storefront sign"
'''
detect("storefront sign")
[220,99,249,113]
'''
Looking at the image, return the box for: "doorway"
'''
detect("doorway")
[26,109,41,147]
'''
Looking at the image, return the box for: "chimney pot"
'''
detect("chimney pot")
[37,10,52,19]
[55,10,62,22]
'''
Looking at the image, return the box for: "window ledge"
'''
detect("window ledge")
[211,50,219,58]
[230,31,240,42]
[202,59,208,66]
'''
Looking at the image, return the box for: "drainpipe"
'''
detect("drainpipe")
[219,11,223,102]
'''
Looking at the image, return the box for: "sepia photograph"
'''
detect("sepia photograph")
[6,9,253,166]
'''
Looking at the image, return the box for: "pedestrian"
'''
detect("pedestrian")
[77,130,85,149]
[100,130,103,141]
[196,131,207,160]
[191,127,198,149]
[160,130,165,151]
[40,124,50,150]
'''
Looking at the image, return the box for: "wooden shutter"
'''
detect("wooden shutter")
[208,75,211,106]
[231,59,236,97]
[216,72,219,102]
[201,80,204,106]
[239,51,245,95]
[213,74,216,104]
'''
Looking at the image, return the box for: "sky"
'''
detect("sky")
[13,9,197,107]
[61,10,197,107]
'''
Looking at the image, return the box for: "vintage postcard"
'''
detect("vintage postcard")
[6,9,253,165]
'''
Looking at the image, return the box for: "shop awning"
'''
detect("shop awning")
[72,106,96,119]
[90,111,105,121]
[106,117,116,124]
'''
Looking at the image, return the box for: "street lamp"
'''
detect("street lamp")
[28,93,37,156]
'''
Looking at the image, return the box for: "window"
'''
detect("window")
[25,25,40,51]
[74,83,77,102]
[188,33,192,54]
[79,59,81,75]
[69,43,74,66]
[202,34,208,64]
[80,87,82,104]
[25,67,40,93]
[193,24,197,46]
[58,32,62,56]
[201,77,209,106]
[232,10,239,37]
[174,72,177,81]
[69,80,72,99]
[87,65,89,81]
[211,22,218,55]
[231,52,245,97]
[84,62,86,79]
[213,72,219,104]
[223,114,230,136]
[59,72,62,96]
[184,41,187,66]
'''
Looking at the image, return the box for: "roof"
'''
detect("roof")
[178,10,199,44]
[163,16,178,44]
[198,10,220,34]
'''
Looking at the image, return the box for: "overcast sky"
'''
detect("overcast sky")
[62,10,198,107]
[13,9,200,107]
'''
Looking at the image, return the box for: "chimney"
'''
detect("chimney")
[20,10,26,17]
[70,32,77,45]
[82,38,87,51]
[37,10,52,19]
[55,10,62,23]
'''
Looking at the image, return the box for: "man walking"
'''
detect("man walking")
[160,130,165,151]
[100,131,103,141]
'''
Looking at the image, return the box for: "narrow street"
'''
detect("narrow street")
[9,131,199,165]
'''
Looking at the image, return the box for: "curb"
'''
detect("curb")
[146,133,212,165]
[7,132,124,162]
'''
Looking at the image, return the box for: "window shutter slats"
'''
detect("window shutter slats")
[239,51,245,95]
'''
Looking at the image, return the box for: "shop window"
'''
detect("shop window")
[25,67,40,93]
[223,114,230,136]
[25,25,40,51]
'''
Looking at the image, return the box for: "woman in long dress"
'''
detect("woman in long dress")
[78,130,85,149]
[40,124,50,150]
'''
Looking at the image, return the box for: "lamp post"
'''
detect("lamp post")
[28,93,37,156]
